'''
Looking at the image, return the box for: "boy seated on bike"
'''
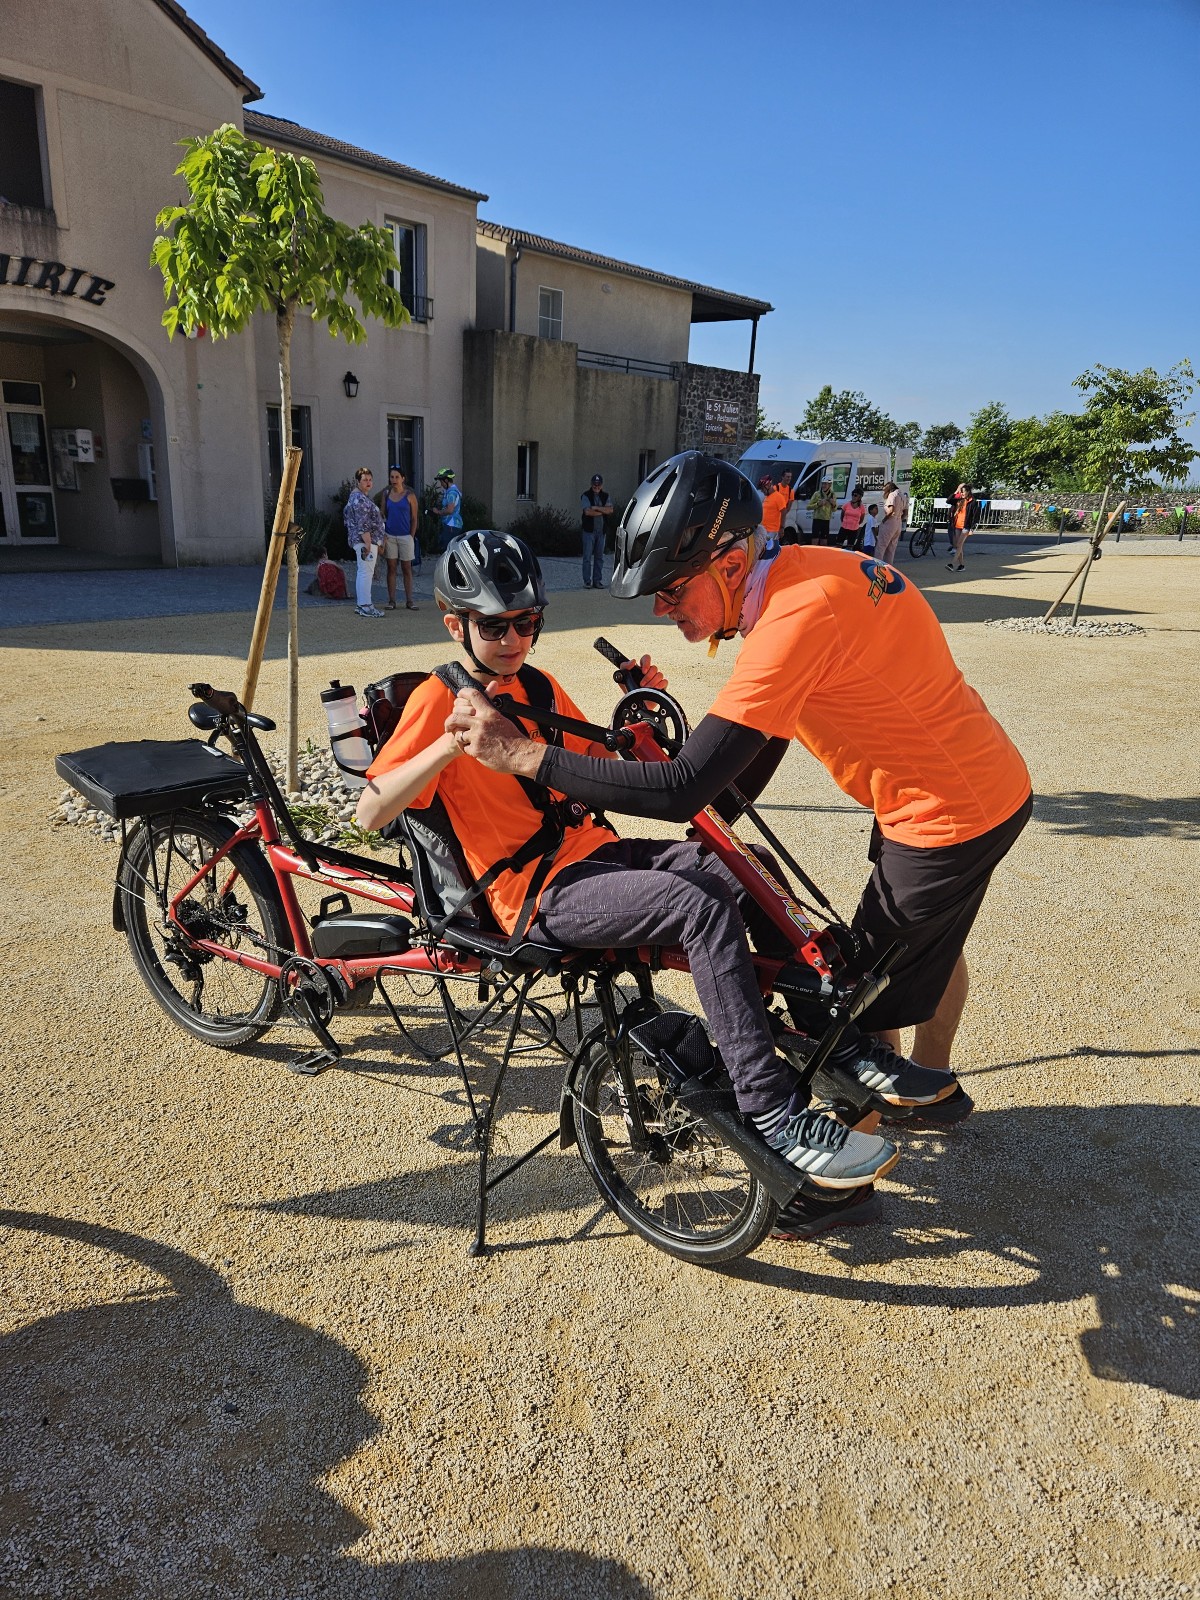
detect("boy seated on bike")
[356,532,954,1238]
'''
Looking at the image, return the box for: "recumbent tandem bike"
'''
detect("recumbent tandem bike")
[57,639,905,1266]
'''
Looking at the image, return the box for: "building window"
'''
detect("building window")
[265,404,314,515]
[538,288,563,341]
[516,442,538,501]
[385,219,430,322]
[637,449,657,482]
[0,79,49,211]
[386,415,424,491]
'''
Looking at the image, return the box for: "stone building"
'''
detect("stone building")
[0,0,768,565]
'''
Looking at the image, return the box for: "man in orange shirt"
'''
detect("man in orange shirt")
[758,472,794,545]
[451,455,1032,1124]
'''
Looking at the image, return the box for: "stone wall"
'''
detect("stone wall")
[676,362,760,461]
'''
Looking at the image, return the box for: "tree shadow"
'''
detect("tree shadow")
[0,1211,654,1599]
[1032,790,1200,839]
[721,1104,1200,1398]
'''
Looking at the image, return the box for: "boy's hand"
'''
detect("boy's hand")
[445,687,543,777]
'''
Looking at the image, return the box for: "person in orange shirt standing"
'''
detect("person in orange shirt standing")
[758,474,792,546]
[451,453,1032,1129]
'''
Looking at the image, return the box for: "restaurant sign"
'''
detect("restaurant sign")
[703,397,741,445]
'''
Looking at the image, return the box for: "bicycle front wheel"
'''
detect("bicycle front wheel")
[908,523,935,559]
[117,809,290,1047]
[571,1027,776,1265]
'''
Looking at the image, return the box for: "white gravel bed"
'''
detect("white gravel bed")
[986,617,1148,637]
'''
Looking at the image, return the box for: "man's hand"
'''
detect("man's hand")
[444,686,544,777]
[622,654,668,692]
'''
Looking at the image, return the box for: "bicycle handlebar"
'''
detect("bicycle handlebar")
[594,636,643,693]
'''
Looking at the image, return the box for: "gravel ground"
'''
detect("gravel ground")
[2,544,1198,1599]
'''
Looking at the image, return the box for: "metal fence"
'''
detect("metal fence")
[909,496,1198,540]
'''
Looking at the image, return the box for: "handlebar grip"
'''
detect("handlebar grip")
[594,636,643,690]
[435,660,492,702]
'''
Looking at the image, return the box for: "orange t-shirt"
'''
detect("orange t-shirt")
[366,672,617,933]
[709,547,1031,846]
[761,487,792,535]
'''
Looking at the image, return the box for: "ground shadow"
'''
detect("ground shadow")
[722,1103,1200,1399]
[0,1210,654,1600]
[1033,790,1200,839]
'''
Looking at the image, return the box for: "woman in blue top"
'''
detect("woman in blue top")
[343,466,386,618]
[380,465,421,609]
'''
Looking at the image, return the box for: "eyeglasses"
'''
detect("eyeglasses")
[465,610,544,641]
[654,576,691,606]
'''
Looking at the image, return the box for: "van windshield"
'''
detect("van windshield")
[736,456,810,491]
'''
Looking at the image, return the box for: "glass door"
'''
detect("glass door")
[0,380,58,543]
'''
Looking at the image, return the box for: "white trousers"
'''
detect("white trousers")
[355,545,378,608]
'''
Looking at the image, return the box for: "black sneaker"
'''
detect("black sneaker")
[813,1036,959,1108]
[771,1184,880,1241]
[765,1108,899,1189]
[880,1083,975,1128]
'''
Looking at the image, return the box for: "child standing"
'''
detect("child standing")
[863,503,879,554]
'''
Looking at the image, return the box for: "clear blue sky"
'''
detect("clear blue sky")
[186,0,1197,450]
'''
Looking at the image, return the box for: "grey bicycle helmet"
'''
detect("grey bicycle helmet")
[434,530,547,615]
[610,451,763,599]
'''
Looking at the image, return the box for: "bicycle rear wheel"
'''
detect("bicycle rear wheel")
[117,809,290,1047]
[908,523,935,559]
[571,1027,776,1265]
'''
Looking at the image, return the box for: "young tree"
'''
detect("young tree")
[151,123,408,789]
[1066,361,1197,493]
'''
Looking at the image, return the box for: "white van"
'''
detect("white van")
[735,438,914,541]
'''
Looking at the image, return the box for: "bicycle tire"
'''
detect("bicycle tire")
[908,524,935,559]
[117,809,290,1047]
[571,1026,776,1265]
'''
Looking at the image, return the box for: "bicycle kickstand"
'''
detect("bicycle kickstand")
[286,990,344,1076]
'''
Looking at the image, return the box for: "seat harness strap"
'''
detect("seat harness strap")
[432,663,591,948]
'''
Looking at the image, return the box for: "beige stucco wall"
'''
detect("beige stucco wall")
[0,0,267,564]
[505,248,694,367]
[463,330,679,530]
[251,145,478,512]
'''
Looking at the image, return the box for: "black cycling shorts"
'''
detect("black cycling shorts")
[849,793,1033,1032]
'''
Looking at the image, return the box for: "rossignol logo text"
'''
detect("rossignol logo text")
[709,497,731,541]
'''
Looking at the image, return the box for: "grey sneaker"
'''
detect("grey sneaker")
[777,1028,958,1108]
[766,1108,899,1189]
[816,1037,959,1107]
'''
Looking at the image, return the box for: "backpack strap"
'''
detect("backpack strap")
[429,662,590,947]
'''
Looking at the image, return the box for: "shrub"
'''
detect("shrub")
[910,457,960,502]
[1040,506,1087,533]
[506,503,579,557]
[295,509,334,563]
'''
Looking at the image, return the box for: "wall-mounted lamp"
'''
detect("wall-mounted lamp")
[343,371,359,399]
[65,369,77,389]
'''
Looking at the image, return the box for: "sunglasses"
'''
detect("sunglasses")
[465,610,544,641]
[654,576,691,606]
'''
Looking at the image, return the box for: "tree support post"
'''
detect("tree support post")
[242,444,302,713]
[1043,497,1125,623]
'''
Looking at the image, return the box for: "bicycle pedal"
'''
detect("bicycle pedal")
[286,1047,341,1076]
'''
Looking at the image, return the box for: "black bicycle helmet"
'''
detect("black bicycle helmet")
[434,530,547,615]
[610,451,763,599]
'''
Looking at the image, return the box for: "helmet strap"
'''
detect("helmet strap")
[459,617,518,683]
[705,554,751,657]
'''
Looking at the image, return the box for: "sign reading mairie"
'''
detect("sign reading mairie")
[0,255,116,305]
